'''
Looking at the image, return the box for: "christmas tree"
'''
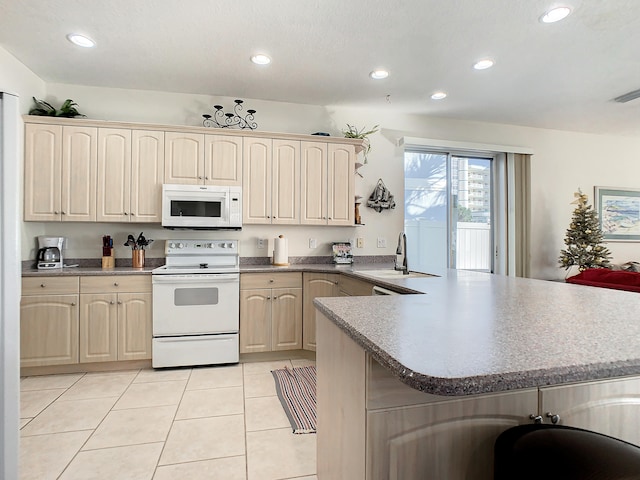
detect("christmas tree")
[559,189,611,271]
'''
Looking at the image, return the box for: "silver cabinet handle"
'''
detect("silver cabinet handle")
[61,211,66,215]
[198,176,203,179]
[529,414,543,424]
[124,212,129,215]
[71,302,76,306]
[546,412,561,424]
[205,176,209,180]
[54,211,59,214]
[130,212,135,216]
[110,301,115,305]
[269,279,274,283]
[113,282,119,286]
[40,283,46,288]
[267,296,271,300]
[117,301,122,305]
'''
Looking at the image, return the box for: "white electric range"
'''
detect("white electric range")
[151,239,239,368]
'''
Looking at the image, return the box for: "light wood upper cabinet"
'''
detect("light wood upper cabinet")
[24,124,98,222]
[164,132,204,184]
[96,128,132,222]
[300,141,328,225]
[62,126,98,221]
[272,139,300,224]
[328,143,355,225]
[24,117,364,226]
[204,135,242,185]
[243,137,273,224]
[131,130,164,222]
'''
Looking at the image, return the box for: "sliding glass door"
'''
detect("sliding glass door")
[404,150,494,273]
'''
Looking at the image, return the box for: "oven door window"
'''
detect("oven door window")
[170,199,223,219]
[174,287,219,306]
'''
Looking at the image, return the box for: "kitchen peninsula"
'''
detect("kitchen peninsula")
[314,270,640,480]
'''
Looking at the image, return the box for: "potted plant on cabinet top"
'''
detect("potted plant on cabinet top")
[342,124,378,163]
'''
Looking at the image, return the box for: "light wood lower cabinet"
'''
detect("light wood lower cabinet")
[20,275,152,368]
[20,276,80,367]
[317,312,640,480]
[240,273,302,353]
[338,275,374,297]
[302,273,339,351]
[539,376,640,446]
[80,276,152,362]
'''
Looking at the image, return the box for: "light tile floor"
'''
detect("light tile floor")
[20,358,318,480]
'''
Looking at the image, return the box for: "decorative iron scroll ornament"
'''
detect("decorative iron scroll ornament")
[202,99,257,130]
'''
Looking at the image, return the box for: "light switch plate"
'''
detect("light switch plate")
[257,238,266,249]
[309,238,317,249]
[357,237,364,248]
[377,237,386,248]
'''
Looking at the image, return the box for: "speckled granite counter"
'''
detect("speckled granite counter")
[314,269,640,396]
[22,266,157,276]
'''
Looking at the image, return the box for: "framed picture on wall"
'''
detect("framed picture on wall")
[594,186,640,242]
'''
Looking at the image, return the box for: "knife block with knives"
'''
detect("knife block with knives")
[102,235,115,269]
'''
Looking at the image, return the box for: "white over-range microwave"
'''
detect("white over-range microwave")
[161,184,242,230]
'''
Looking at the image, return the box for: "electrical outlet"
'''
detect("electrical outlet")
[377,237,386,248]
[309,238,317,249]
[257,238,265,249]
[357,237,364,248]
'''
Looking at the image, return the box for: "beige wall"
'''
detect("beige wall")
[6,48,640,280]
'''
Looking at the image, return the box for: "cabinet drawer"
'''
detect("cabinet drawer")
[22,276,79,295]
[338,275,374,296]
[80,275,152,293]
[241,272,302,289]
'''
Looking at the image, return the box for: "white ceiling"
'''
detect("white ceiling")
[1,0,639,136]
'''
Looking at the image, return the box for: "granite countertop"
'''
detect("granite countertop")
[314,269,640,396]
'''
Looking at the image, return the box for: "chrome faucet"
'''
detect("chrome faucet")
[394,232,408,274]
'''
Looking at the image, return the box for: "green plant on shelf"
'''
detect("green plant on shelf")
[29,97,86,118]
[342,124,378,163]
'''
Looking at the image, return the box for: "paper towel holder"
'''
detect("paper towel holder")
[272,234,290,266]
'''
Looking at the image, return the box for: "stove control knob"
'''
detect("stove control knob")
[206,243,213,248]
[169,242,176,249]
[220,243,227,248]
[177,243,184,249]
[227,242,234,249]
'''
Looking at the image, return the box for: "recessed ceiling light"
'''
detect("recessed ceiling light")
[370,70,389,80]
[473,59,495,70]
[250,54,271,65]
[431,92,447,100]
[66,33,95,48]
[540,6,571,23]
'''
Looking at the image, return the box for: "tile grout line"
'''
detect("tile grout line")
[55,369,141,479]
[152,368,193,478]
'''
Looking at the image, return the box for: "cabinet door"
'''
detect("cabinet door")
[117,292,152,360]
[243,137,272,224]
[204,135,242,185]
[24,124,62,221]
[327,143,355,226]
[97,128,132,222]
[131,130,164,222]
[240,289,271,353]
[540,376,640,446]
[272,139,300,224]
[366,389,538,480]
[302,273,339,351]
[164,132,204,184]
[61,126,97,221]
[300,141,327,225]
[20,294,79,367]
[272,287,303,351]
[79,293,118,363]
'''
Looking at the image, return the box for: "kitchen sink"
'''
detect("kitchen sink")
[359,269,433,279]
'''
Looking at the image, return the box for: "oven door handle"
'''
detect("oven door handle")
[152,273,239,284]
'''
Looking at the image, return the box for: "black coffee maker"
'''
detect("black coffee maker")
[37,236,64,269]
